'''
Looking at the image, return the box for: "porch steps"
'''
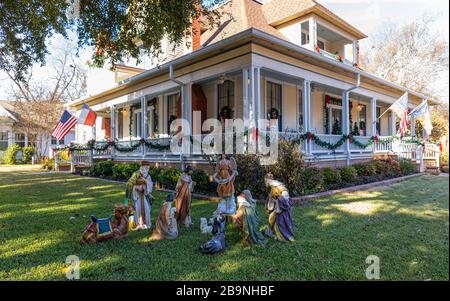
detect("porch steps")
[425,166,441,176]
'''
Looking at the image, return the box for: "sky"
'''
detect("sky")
[0,0,449,100]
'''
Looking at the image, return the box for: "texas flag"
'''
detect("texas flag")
[78,103,97,126]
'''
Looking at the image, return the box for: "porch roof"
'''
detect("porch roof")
[67,28,440,110]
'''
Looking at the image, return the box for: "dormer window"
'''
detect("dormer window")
[317,40,325,51]
[301,32,309,46]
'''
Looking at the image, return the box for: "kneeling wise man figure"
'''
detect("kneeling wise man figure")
[125,161,153,230]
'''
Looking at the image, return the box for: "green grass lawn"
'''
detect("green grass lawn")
[0,171,448,281]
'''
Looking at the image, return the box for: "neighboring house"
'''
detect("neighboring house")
[0,100,75,160]
[68,0,440,167]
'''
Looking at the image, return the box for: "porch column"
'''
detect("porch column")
[110,105,116,158]
[352,41,358,65]
[24,135,29,147]
[390,111,396,136]
[253,67,261,126]
[370,97,377,136]
[242,68,249,123]
[303,80,311,154]
[141,96,147,157]
[308,17,317,51]
[343,91,351,165]
[249,66,255,128]
[410,115,415,138]
[181,83,192,158]
[7,131,13,147]
[92,124,96,141]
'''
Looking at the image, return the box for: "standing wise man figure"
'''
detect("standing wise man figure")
[125,161,154,230]
[175,166,195,228]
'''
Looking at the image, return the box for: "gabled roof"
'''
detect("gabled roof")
[201,0,286,47]
[201,0,367,48]
[0,100,18,121]
[262,0,367,39]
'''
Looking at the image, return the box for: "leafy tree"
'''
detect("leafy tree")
[361,14,449,99]
[7,44,87,160]
[361,14,449,143]
[0,0,223,81]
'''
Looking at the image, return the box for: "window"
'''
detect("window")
[301,32,310,46]
[132,109,142,138]
[15,133,25,147]
[217,80,235,120]
[51,137,65,145]
[324,95,343,135]
[266,81,283,131]
[0,132,8,151]
[317,40,325,50]
[358,104,367,136]
[376,107,381,135]
[167,93,179,133]
[147,97,159,138]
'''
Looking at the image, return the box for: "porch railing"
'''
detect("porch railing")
[317,49,355,67]
[375,136,393,153]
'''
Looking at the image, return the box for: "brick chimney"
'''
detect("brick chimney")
[192,1,202,51]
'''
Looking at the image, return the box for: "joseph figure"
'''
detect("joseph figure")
[125,161,153,230]
[175,165,195,228]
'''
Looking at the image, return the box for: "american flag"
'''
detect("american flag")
[389,93,409,136]
[51,110,78,141]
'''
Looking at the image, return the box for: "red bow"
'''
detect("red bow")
[253,128,259,142]
[349,134,353,144]
[374,136,379,145]
[307,132,313,142]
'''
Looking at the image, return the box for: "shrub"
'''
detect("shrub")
[192,169,209,193]
[353,162,376,177]
[372,160,389,177]
[440,151,449,165]
[122,162,140,179]
[112,164,126,179]
[149,167,163,183]
[265,140,305,196]
[372,159,401,178]
[89,160,115,178]
[322,167,342,189]
[21,146,35,164]
[160,168,181,190]
[386,159,401,177]
[234,154,267,199]
[41,157,54,171]
[399,159,416,175]
[301,167,324,195]
[339,166,358,183]
[3,144,21,165]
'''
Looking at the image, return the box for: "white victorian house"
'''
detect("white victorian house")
[67,0,440,169]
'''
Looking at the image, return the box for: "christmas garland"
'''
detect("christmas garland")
[53,138,172,153]
[53,133,438,155]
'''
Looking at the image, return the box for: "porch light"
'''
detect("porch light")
[218,75,226,85]
[357,104,363,112]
